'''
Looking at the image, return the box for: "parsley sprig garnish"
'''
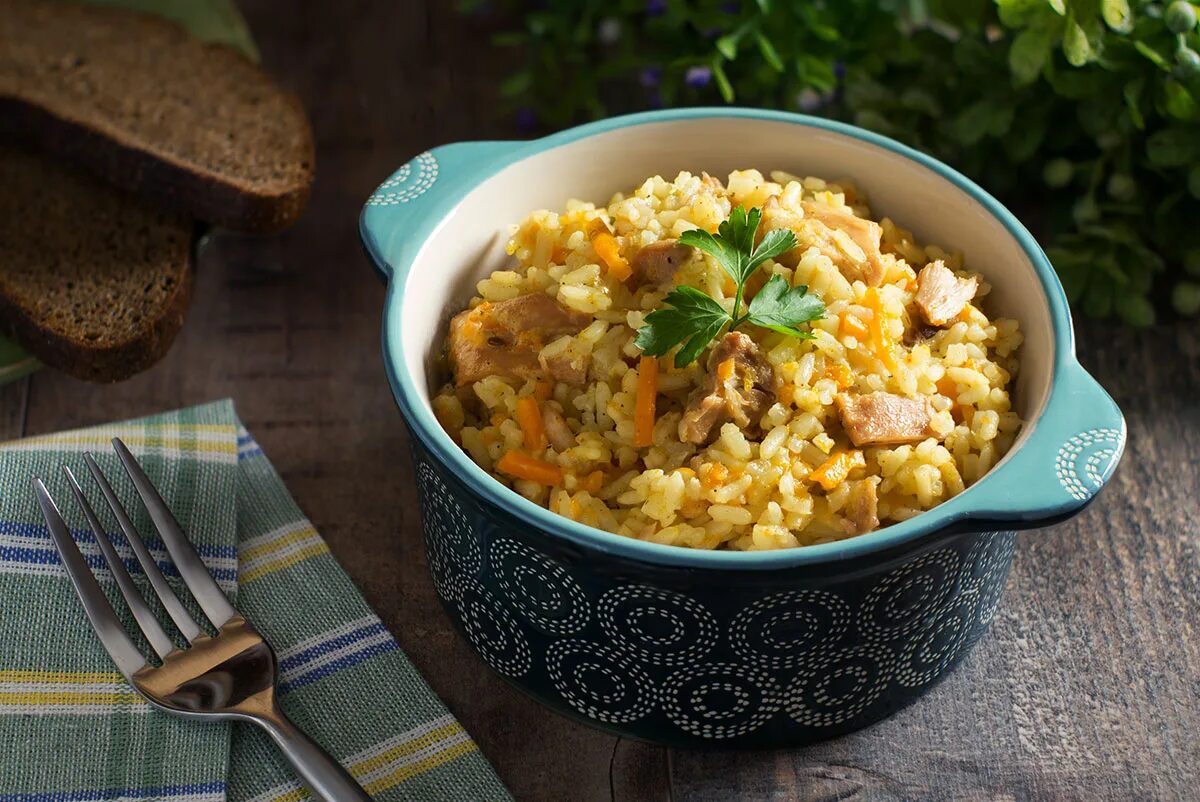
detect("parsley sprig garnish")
[634,206,825,367]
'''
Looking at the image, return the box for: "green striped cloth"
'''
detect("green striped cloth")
[0,400,510,802]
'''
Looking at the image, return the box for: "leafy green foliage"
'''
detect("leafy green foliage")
[635,207,823,366]
[634,285,730,367]
[745,274,825,337]
[462,0,1200,323]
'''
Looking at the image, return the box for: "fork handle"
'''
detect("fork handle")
[256,708,374,801]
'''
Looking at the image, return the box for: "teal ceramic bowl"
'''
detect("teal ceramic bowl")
[360,109,1125,747]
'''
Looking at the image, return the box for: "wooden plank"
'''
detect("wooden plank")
[668,322,1200,801]
[0,378,29,440]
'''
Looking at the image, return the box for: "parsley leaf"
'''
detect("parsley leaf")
[637,206,825,366]
[745,274,824,338]
[635,286,729,368]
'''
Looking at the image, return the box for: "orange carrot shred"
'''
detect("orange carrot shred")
[839,313,870,342]
[534,381,553,401]
[863,288,899,373]
[808,450,866,491]
[497,450,563,486]
[593,232,632,282]
[937,377,962,422]
[515,397,546,451]
[582,470,604,494]
[634,356,659,448]
[825,363,853,389]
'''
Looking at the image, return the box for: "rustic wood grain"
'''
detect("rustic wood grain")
[2,2,1195,800]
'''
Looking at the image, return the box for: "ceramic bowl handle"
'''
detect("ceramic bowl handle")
[966,360,1125,530]
[360,141,521,282]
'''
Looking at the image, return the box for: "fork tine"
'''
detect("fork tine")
[110,438,238,628]
[84,453,204,643]
[63,466,176,660]
[32,479,148,680]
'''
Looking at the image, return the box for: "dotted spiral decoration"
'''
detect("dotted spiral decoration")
[896,601,972,688]
[416,463,480,578]
[857,549,960,643]
[414,453,1021,741]
[730,590,852,669]
[598,586,718,666]
[660,662,782,739]
[971,534,1017,629]
[366,152,439,206]
[546,640,655,724]
[490,538,590,636]
[786,645,896,728]
[1055,428,1123,501]
[457,580,532,678]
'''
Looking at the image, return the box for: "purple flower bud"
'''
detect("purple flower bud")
[833,61,847,79]
[645,0,667,16]
[685,66,712,88]
[646,89,664,109]
[515,107,537,133]
[639,66,663,88]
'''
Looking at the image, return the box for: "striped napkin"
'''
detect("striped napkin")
[0,400,510,802]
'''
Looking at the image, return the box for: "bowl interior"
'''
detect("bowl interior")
[399,117,1054,447]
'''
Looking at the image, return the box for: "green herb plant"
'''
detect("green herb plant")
[634,206,825,366]
[462,0,1200,323]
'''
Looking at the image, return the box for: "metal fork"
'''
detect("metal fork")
[32,438,372,802]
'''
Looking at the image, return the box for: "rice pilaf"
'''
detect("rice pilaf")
[432,169,1023,550]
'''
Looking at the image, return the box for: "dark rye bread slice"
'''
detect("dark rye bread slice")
[0,0,314,233]
[0,145,194,382]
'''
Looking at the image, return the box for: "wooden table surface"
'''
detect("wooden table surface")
[6,3,1197,800]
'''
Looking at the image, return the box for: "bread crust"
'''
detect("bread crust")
[0,0,315,234]
[0,98,313,234]
[0,247,194,383]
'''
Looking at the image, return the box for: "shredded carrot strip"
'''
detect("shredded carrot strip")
[808,450,866,491]
[717,357,736,382]
[839,312,870,342]
[936,376,962,423]
[581,470,604,494]
[703,463,729,489]
[593,232,632,282]
[515,397,546,451]
[722,276,737,296]
[490,411,506,427]
[863,288,899,373]
[634,356,659,448]
[777,384,795,406]
[825,363,853,389]
[534,381,553,401]
[497,450,563,486]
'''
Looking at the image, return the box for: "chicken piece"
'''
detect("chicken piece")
[541,402,576,451]
[844,479,880,535]
[835,392,934,447]
[799,201,888,287]
[679,331,778,444]
[631,239,693,286]
[448,293,591,387]
[540,351,588,385]
[914,260,978,326]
